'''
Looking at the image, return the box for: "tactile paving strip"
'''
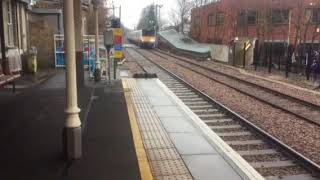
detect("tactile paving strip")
[127,79,193,179]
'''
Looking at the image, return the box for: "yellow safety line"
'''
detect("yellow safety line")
[122,79,153,180]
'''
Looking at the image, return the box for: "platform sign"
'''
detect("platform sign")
[113,28,123,59]
[245,41,251,51]
[114,44,122,51]
[113,28,122,36]
[114,51,123,59]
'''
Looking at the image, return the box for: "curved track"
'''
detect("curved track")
[125,47,320,179]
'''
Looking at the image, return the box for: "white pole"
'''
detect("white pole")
[63,0,82,160]
[93,0,101,81]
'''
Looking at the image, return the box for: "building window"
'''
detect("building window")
[216,12,224,25]
[312,8,320,23]
[238,11,246,26]
[247,11,257,25]
[207,12,224,26]
[208,14,216,26]
[272,9,289,24]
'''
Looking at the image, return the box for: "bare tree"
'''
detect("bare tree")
[192,0,216,7]
[171,0,193,33]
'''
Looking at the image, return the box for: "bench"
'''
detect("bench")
[0,73,20,93]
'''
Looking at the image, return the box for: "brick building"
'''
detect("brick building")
[0,0,29,83]
[191,0,320,47]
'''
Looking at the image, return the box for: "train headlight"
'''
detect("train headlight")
[150,39,155,42]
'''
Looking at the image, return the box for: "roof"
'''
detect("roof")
[30,8,62,14]
[17,0,31,4]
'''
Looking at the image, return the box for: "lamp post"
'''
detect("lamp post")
[153,4,162,48]
[74,0,84,88]
[92,0,101,82]
[63,0,82,160]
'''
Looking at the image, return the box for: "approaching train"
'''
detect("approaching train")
[127,29,156,48]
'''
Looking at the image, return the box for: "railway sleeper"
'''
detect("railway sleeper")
[192,109,219,114]
[198,113,226,119]
[215,131,252,137]
[237,149,279,156]
[184,101,210,106]
[180,98,203,102]
[202,118,233,123]
[176,94,199,98]
[174,92,196,96]
[225,140,265,146]
[250,160,296,169]
[188,105,213,110]
[171,89,193,93]
[265,174,318,180]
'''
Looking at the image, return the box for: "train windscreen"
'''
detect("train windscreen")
[142,29,155,36]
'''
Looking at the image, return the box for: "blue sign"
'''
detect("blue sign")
[114,44,122,51]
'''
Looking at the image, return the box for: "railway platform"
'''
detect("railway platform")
[122,77,264,180]
[0,68,267,179]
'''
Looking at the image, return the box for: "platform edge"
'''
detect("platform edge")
[155,79,265,180]
[122,79,154,180]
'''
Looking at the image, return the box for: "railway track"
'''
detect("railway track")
[145,49,320,127]
[125,47,320,180]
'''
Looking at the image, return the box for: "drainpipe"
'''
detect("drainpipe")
[63,0,82,160]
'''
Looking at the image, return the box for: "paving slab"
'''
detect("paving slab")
[160,117,195,133]
[153,106,184,118]
[169,133,217,155]
[183,154,243,180]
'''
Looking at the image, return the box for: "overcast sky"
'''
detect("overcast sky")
[110,0,176,29]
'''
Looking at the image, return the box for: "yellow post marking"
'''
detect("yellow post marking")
[122,79,153,180]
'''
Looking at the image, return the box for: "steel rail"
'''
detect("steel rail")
[148,49,320,126]
[154,49,320,110]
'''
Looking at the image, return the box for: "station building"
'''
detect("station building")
[0,0,29,82]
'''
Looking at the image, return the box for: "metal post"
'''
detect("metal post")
[63,0,82,160]
[74,0,84,88]
[113,59,116,79]
[268,43,272,73]
[233,41,236,66]
[93,1,101,82]
[306,46,312,80]
[243,42,246,68]
[286,45,291,78]
[254,40,259,71]
[119,6,121,21]
[0,1,6,74]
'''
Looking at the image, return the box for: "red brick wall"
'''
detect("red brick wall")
[191,0,320,45]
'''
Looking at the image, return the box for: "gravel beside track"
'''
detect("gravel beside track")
[136,48,320,165]
[155,49,320,106]
[123,50,145,75]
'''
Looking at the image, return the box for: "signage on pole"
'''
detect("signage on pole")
[113,28,123,59]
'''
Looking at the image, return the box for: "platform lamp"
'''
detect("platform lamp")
[92,0,101,82]
[63,0,82,160]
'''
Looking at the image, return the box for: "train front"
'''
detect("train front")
[141,29,156,48]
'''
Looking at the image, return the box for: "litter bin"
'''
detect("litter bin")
[28,46,37,73]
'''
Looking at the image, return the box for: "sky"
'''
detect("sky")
[110,0,176,29]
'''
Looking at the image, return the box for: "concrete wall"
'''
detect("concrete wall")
[208,44,229,62]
